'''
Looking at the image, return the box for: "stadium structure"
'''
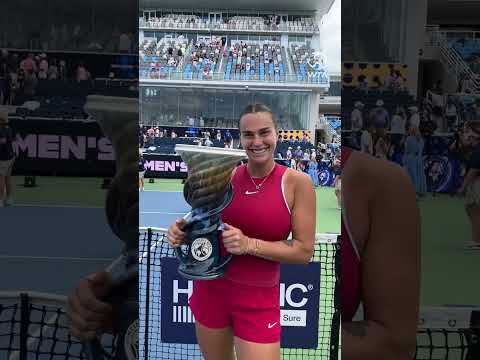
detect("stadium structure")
[342,1,480,359]
[139,0,341,157]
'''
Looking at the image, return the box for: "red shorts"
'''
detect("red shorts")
[189,277,280,344]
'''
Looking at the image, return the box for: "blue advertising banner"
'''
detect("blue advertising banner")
[160,258,321,348]
[160,258,196,344]
[279,263,321,348]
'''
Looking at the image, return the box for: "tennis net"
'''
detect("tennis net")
[0,291,117,359]
[415,306,480,360]
[138,227,341,360]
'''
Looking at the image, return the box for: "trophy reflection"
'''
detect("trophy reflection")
[174,144,246,280]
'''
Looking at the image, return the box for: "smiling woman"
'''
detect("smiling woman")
[166,103,318,360]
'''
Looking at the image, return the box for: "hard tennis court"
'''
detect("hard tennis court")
[0,176,122,359]
[140,180,480,360]
[138,179,341,360]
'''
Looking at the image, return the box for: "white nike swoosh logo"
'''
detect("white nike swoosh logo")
[245,190,258,195]
[268,322,278,329]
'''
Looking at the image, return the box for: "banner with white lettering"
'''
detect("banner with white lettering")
[10,118,115,176]
[143,154,188,179]
[160,258,320,348]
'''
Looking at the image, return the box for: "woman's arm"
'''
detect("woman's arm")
[222,171,316,264]
[342,163,421,360]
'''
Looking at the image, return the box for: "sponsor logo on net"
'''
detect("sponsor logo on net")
[171,281,313,327]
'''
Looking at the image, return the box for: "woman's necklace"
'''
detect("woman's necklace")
[247,163,276,193]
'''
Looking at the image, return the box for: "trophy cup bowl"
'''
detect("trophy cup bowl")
[174,144,246,280]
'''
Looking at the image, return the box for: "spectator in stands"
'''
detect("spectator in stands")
[4,68,18,105]
[457,120,480,250]
[76,62,91,82]
[20,53,37,74]
[445,97,458,130]
[307,156,319,187]
[374,128,390,160]
[293,146,302,160]
[408,106,420,130]
[286,147,293,160]
[403,126,427,198]
[351,101,364,148]
[370,99,389,130]
[390,106,407,150]
[171,130,177,139]
[22,69,38,99]
[358,75,369,92]
[0,111,15,206]
[204,136,213,147]
[360,124,374,155]
[225,129,233,149]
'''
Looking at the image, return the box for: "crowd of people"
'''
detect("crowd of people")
[139,125,234,150]
[139,34,328,83]
[0,50,92,106]
[140,13,319,33]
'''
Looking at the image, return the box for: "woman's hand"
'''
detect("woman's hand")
[222,223,252,255]
[66,272,115,341]
[167,218,187,248]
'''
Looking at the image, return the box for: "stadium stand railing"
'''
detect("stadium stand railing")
[425,26,480,94]
[139,15,320,34]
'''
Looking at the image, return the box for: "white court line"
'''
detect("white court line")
[140,211,187,215]
[12,203,103,209]
[142,189,182,193]
[0,255,116,262]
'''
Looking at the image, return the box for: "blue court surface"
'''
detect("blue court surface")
[0,206,122,295]
[140,190,189,229]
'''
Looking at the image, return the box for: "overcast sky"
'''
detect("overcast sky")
[320,0,341,75]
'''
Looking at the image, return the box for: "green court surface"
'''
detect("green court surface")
[10,176,106,207]
[418,194,480,306]
[144,179,341,234]
[12,176,478,306]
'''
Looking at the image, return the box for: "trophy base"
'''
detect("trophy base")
[176,231,232,280]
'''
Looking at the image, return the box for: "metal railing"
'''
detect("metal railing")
[425,28,480,94]
[138,67,329,85]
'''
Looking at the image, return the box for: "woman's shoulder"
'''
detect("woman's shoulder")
[344,151,408,194]
[283,166,312,189]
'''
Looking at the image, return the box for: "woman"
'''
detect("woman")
[342,146,421,360]
[457,120,480,250]
[374,128,390,160]
[390,106,406,151]
[168,103,316,360]
[138,150,146,191]
[0,110,15,206]
[307,157,319,187]
[403,126,427,197]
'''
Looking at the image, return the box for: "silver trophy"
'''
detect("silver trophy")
[174,144,246,280]
[83,95,139,360]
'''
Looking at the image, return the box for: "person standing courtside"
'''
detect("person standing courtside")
[0,110,15,206]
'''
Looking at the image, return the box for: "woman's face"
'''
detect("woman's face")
[239,112,278,166]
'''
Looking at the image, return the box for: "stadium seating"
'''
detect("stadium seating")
[448,37,480,74]
[290,44,329,83]
[223,41,286,82]
[138,14,328,84]
[140,14,319,33]
[145,137,225,154]
[139,36,189,79]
